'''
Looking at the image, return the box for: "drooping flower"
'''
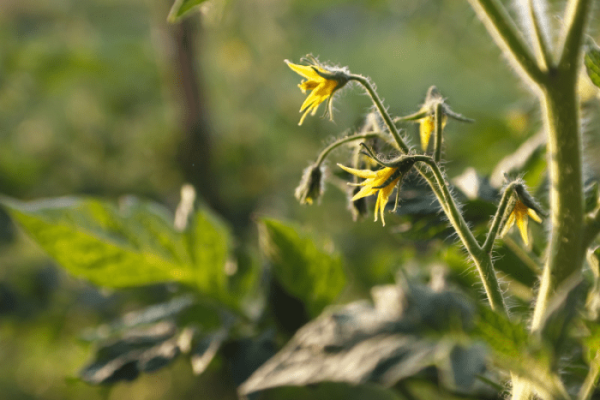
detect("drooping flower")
[285,58,349,125]
[501,199,542,246]
[337,164,403,226]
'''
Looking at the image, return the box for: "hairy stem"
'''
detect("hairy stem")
[434,102,444,162]
[530,76,584,330]
[315,132,385,167]
[483,182,518,253]
[466,0,545,85]
[559,0,592,69]
[414,156,507,312]
[349,75,409,153]
[527,0,553,69]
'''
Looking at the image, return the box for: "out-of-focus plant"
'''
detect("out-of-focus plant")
[3,1,600,400]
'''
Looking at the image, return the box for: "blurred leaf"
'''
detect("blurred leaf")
[585,40,600,89]
[399,279,475,332]
[492,242,538,288]
[490,131,546,189]
[167,0,208,23]
[448,344,486,391]
[473,306,567,399]
[240,281,486,398]
[583,321,600,363]
[223,331,278,387]
[258,382,403,400]
[1,196,235,305]
[585,181,600,214]
[539,276,587,365]
[191,328,229,375]
[238,300,435,397]
[259,219,346,317]
[81,295,222,342]
[80,322,184,384]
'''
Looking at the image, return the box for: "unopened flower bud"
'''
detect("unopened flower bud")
[295,164,325,205]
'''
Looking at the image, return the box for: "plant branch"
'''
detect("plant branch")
[467,0,545,86]
[315,132,385,167]
[413,156,507,312]
[559,0,592,70]
[351,75,505,312]
[349,75,410,153]
[482,181,518,253]
[527,0,553,69]
[530,80,584,331]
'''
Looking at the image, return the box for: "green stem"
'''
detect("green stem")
[483,182,517,253]
[530,78,584,331]
[467,0,545,86]
[559,0,592,69]
[527,0,553,69]
[414,156,507,312]
[433,102,443,162]
[349,75,409,153]
[315,132,384,167]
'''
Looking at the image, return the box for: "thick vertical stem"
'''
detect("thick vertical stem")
[530,76,584,330]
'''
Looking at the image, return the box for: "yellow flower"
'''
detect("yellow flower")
[285,59,348,125]
[501,199,542,246]
[418,111,447,151]
[337,164,401,226]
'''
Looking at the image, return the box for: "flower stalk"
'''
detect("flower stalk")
[348,74,409,153]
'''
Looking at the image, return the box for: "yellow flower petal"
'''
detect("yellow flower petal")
[528,208,542,223]
[516,210,529,246]
[376,177,400,226]
[337,164,403,226]
[287,59,345,125]
[501,212,516,237]
[352,185,378,201]
[285,61,323,81]
[337,164,377,179]
[419,116,434,151]
[502,199,542,245]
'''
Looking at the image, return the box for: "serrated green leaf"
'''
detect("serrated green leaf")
[167,0,208,23]
[259,219,345,317]
[1,196,233,305]
[585,41,600,89]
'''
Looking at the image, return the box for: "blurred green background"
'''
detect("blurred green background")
[0,0,593,399]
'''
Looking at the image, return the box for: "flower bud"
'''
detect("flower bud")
[295,164,325,205]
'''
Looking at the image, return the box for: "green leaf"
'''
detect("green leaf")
[1,196,233,304]
[473,306,568,399]
[167,0,208,23]
[259,219,345,317]
[585,40,600,89]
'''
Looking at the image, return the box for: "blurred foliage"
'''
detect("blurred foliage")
[2,0,600,399]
